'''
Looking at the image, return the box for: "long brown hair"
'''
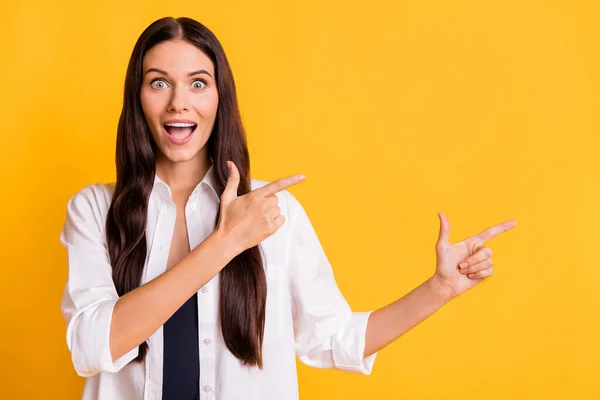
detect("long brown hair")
[105,16,267,368]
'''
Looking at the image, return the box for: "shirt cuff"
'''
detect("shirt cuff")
[331,311,378,375]
[99,299,139,373]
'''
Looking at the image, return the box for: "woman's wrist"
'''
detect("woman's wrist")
[207,227,243,263]
[426,274,457,303]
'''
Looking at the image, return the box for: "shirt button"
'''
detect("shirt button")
[190,203,196,210]
[203,338,211,345]
[201,287,209,294]
[203,385,211,393]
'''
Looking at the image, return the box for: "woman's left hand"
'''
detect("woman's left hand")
[431,212,517,299]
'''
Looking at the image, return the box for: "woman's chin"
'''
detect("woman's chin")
[158,143,205,163]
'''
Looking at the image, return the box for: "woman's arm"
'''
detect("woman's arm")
[109,229,235,362]
[111,164,305,362]
[364,276,452,358]
[284,190,378,374]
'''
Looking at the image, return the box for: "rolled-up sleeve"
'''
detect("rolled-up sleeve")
[59,185,138,377]
[283,191,377,375]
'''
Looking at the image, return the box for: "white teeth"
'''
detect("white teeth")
[164,122,195,127]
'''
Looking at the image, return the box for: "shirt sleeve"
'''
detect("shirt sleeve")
[283,191,378,375]
[59,185,139,377]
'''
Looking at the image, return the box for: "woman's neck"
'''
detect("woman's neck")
[155,153,212,194]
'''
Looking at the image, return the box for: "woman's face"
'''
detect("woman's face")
[140,39,219,164]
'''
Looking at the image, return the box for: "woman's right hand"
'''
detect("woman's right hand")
[215,161,306,255]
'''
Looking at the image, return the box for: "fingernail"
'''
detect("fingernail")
[461,268,468,274]
[468,273,474,278]
[459,262,467,268]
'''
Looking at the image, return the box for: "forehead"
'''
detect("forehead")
[143,39,214,75]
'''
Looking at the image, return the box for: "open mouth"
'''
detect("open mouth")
[163,123,197,141]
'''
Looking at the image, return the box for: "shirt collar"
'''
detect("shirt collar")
[153,163,221,204]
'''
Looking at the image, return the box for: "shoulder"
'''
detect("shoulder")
[63,182,115,229]
[67,182,114,209]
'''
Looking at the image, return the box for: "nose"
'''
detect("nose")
[167,84,190,113]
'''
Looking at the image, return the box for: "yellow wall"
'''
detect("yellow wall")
[1,0,598,398]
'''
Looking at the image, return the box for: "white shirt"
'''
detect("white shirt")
[59,164,377,400]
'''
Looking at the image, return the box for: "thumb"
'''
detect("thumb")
[437,212,451,247]
[221,161,240,204]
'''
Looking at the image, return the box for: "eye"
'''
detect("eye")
[192,80,207,90]
[150,78,168,89]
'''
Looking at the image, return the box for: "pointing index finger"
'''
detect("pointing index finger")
[252,174,306,197]
[471,220,518,244]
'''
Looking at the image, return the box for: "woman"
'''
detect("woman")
[59,16,517,400]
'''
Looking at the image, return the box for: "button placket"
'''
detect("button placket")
[198,274,218,400]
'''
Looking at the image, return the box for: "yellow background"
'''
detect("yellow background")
[1,0,598,398]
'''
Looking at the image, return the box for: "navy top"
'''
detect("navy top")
[162,292,200,400]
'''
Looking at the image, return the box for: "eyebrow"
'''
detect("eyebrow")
[144,67,213,78]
